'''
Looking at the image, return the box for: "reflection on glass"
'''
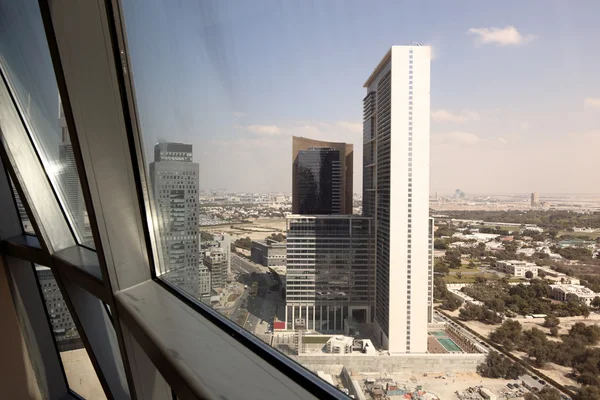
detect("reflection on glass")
[34,265,105,399]
[0,0,94,247]
[9,178,35,235]
[121,0,283,348]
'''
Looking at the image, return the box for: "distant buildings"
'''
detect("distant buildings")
[292,136,353,215]
[494,260,538,277]
[531,192,539,207]
[149,142,200,297]
[251,238,286,267]
[454,189,466,199]
[550,284,598,306]
[285,215,374,331]
[363,45,431,353]
[205,249,227,292]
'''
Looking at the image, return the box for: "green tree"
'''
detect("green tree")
[574,385,600,400]
[200,231,215,241]
[531,387,561,400]
[456,271,463,279]
[468,260,476,269]
[550,326,559,337]
[489,320,523,351]
[593,297,600,308]
[525,270,534,279]
[434,260,450,275]
[543,315,560,328]
[477,351,526,379]
[434,239,448,250]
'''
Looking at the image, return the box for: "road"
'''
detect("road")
[229,253,283,339]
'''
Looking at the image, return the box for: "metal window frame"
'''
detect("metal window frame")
[0,0,347,399]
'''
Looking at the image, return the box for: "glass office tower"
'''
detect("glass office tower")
[149,142,200,298]
[292,136,353,215]
[285,215,374,332]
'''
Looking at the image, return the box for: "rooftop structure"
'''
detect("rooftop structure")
[251,238,286,267]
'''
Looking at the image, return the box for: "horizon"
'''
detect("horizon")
[121,1,600,195]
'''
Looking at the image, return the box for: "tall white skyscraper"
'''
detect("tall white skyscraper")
[363,45,431,354]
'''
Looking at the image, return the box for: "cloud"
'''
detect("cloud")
[584,97,600,109]
[520,122,530,130]
[468,26,535,46]
[245,124,282,136]
[433,131,480,145]
[432,109,480,123]
[232,111,246,117]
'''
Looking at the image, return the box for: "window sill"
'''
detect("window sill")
[115,280,343,400]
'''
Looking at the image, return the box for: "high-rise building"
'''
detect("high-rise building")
[531,192,539,207]
[149,142,200,297]
[285,215,374,331]
[363,45,431,354]
[292,136,353,215]
[58,99,93,246]
[36,266,80,350]
[205,249,227,292]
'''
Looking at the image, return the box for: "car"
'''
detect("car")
[532,376,539,381]
[513,384,520,389]
[539,380,546,386]
[507,384,514,389]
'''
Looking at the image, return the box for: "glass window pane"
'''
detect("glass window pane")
[0,0,94,248]
[34,264,105,399]
[9,177,35,235]
[121,0,287,353]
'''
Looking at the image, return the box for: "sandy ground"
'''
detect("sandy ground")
[205,217,287,241]
[61,348,106,399]
[352,371,523,400]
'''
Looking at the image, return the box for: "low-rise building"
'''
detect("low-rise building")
[537,267,580,284]
[250,238,286,267]
[494,260,538,277]
[550,284,598,306]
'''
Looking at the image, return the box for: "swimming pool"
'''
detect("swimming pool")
[430,331,446,337]
[438,338,462,352]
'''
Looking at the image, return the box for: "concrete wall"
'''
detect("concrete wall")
[292,353,484,375]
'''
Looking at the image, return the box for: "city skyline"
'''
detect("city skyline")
[121,1,600,195]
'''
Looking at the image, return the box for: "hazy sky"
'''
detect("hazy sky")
[122,0,600,195]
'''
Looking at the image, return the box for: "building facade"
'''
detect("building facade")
[205,249,227,292]
[198,263,211,298]
[251,238,287,267]
[149,142,200,297]
[292,136,353,215]
[363,46,431,353]
[36,266,80,348]
[550,284,598,306]
[494,260,538,277]
[285,215,375,332]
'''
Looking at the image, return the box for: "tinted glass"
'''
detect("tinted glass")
[0,0,94,247]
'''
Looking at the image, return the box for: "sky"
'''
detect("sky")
[121,0,600,195]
